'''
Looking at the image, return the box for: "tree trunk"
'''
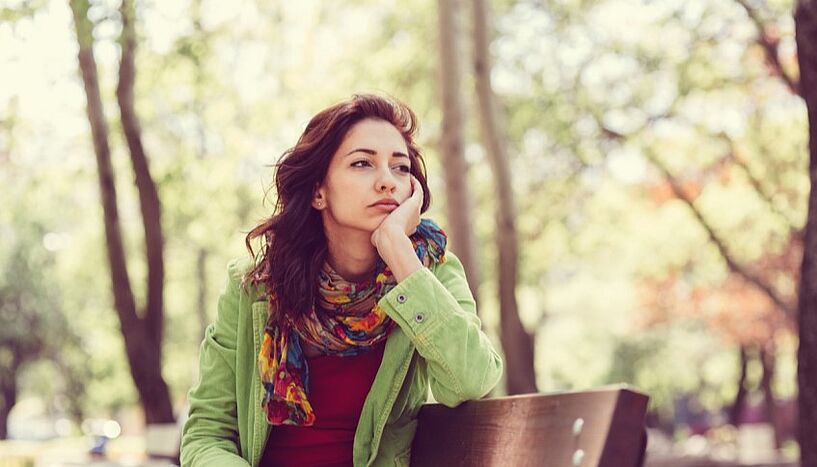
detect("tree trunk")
[55,357,86,428]
[729,344,749,426]
[0,359,18,440]
[795,0,817,463]
[436,0,482,308]
[116,0,173,425]
[69,0,174,425]
[471,0,537,394]
[759,344,782,450]
[117,0,166,349]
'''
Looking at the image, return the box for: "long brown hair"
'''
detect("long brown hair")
[243,94,432,320]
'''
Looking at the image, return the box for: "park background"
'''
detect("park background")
[2,0,817,465]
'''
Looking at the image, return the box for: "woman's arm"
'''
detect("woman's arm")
[180,260,250,467]
[370,178,503,406]
[378,251,504,407]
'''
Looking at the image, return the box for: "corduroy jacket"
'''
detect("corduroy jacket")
[180,251,503,466]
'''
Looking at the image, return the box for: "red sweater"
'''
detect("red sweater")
[260,341,386,467]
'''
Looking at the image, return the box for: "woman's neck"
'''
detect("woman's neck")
[325,231,379,283]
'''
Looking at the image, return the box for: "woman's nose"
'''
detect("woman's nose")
[376,168,397,192]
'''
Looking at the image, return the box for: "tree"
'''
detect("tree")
[569,0,805,445]
[795,0,817,462]
[471,0,537,394]
[0,245,52,439]
[0,224,88,439]
[436,0,482,306]
[69,0,174,424]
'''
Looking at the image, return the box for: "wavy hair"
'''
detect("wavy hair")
[243,94,432,321]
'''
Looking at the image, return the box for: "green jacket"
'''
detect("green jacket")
[180,251,503,466]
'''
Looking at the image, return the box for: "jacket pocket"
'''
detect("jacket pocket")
[394,446,411,467]
[382,417,417,467]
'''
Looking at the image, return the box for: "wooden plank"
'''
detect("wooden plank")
[410,385,649,467]
[599,389,649,466]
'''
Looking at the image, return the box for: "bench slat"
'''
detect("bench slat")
[410,386,648,467]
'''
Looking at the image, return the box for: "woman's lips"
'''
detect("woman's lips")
[371,204,398,211]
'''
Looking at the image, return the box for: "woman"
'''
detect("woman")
[180,94,503,467]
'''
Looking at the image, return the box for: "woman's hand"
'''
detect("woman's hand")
[370,175,423,249]
[369,175,425,281]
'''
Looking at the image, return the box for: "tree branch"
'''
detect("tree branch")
[116,0,165,345]
[733,0,802,96]
[645,148,796,316]
[713,132,801,233]
[69,0,140,331]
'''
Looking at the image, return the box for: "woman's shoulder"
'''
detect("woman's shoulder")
[226,255,256,280]
[224,255,267,302]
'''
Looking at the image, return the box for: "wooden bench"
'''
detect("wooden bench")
[411,385,649,467]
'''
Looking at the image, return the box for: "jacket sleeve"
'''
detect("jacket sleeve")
[180,260,250,467]
[378,251,504,407]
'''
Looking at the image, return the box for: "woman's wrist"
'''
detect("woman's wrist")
[376,224,423,282]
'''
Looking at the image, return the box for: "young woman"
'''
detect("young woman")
[180,94,503,467]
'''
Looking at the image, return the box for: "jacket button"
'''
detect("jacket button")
[397,294,407,303]
[278,371,286,380]
[414,313,425,323]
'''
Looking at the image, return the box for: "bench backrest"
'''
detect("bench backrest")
[411,386,649,467]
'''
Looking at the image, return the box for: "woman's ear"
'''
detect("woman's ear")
[312,185,326,210]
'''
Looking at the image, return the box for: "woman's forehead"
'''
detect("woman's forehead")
[341,119,406,148]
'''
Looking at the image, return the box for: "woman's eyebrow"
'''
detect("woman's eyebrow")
[345,148,409,159]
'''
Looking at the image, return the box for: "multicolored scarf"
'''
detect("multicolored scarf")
[258,218,448,426]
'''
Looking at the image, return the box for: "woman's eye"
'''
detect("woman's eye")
[351,160,371,167]
[396,165,411,173]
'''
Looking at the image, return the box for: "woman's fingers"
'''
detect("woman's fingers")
[412,176,423,204]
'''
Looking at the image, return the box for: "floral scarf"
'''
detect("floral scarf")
[258,218,448,426]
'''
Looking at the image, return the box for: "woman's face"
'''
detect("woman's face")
[313,118,413,235]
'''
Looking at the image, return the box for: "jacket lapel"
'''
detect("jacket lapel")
[356,325,415,466]
[250,301,270,467]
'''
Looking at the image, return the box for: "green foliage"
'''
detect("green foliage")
[0,173,91,422]
[1,0,46,23]
[606,321,739,412]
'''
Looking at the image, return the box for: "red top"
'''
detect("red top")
[260,341,386,467]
